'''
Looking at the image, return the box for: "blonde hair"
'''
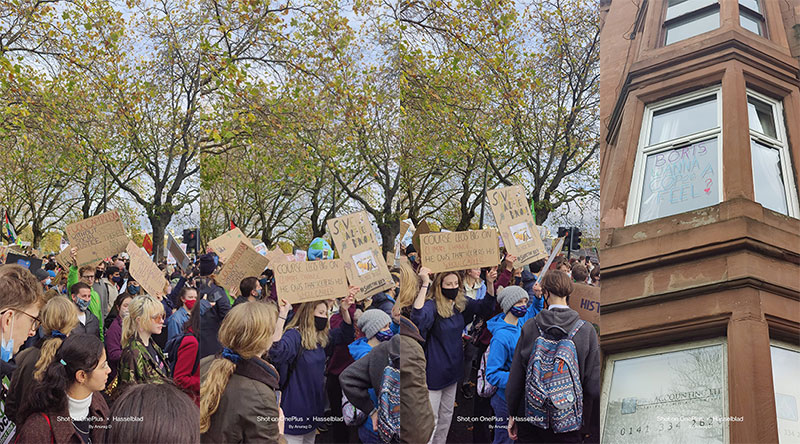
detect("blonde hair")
[285,300,329,350]
[430,271,466,319]
[121,295,165,348]
[392,262,420,319]
[33,296,79,380]
[200,302,277,433]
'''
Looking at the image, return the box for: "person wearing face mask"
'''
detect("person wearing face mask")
[268,287,358,444]
[32,269,52,292]
[69,283,100,340]
[411,267,497,444]
[0,266,45,403]
[485,286,540,444]
[15,334,111,444]
[232,277,262,307]
[196,253,231,360]
[345,309,393,443]
[405,244,420,272]
[171,295,201,406]
[66,248,104,341]
[103,294,133,386]
[200,302,281,442]
[167,287,198,344]
[505,271,600,443]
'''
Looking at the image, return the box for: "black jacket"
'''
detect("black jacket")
[506,307,601,443]
[72,311,101,340]
[197,277,231,359]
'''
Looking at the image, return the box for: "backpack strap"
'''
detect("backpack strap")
[41,413,54,444]
[533,320,544,337]
[567,319,585,340]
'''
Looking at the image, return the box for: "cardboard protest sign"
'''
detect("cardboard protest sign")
[328,211,393,299]
[411,220,430,253]
[5,253,42,271]
[487,185,547,267]
[420,229,500,273]
[207,228,255,263]
[386,251,395,267]
[273,259,349,304]
[569,283,600,326]
[65,210,129,268]
[54,246,72,270]
[217,241,270,296]
[126,241,168,299]
[167,233,192,271]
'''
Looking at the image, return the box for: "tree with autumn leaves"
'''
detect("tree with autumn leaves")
[2,0,599,257]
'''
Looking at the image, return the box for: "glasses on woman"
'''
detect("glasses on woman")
[150,313,166,322]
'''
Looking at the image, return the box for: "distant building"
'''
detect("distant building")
[599,1,799,443]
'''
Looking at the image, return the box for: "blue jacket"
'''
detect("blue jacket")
[485,304,538,401]
[348,338,379,439]
[411,294,496,390]
[268,322,355,435]
[166,306,189,344]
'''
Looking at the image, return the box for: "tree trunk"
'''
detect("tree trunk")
[377,216,400,257]
[148,212,172,262]
[32,224,43,249]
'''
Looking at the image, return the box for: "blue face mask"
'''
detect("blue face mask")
[510,305,528,318]
[128,285,140,295]
[259,278,268,287]
[1,314,15,362]
[44,278,51,287]
[375,329,394,342]
[75,298,90,312]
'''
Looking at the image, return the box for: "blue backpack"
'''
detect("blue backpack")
[525,319,585,433]
[377,356,400,443]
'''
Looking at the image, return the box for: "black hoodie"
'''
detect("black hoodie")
[506,307,601,443]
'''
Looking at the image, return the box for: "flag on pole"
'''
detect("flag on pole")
[3,211,21,246]
[230,220,236,230]
[143,233,153,255]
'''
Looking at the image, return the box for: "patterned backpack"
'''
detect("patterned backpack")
[476,344,497,398]
[377,356,401,443]
[525,319,585,433]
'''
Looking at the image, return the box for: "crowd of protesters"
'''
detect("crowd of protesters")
[0,226,600,444]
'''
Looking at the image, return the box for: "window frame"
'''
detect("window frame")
[600,337,730,443]
[747,89,800,218]
[769,340,800,443]
[662,0,721,46]
[626,86,724,226]
[738,0,767,38]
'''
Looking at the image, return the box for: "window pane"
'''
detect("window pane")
[650,96,718,145]
[740,10,763,35]
[751,140,788,215]
[747,97,777,139]
[666,0,717,21]
[639,138,719,223]
[665,9,720,45]
[739,0,760,13]
[603,345,725,443]
[771,346,800,443]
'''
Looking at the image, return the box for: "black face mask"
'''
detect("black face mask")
[441,288,459,300]
[95,270,104,280]
[314,316,328,331]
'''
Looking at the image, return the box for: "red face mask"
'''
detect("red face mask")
[184,299,196,311]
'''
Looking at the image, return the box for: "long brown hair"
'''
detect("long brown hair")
[430,271,466,318]
[285,300,330,350]
[200,302,277,433]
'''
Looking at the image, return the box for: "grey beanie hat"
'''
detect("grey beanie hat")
[357,309,391,339]
[498,285,529,314]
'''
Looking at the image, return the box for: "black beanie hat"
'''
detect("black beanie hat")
[199,253,217,276]
[405,244,417,255]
